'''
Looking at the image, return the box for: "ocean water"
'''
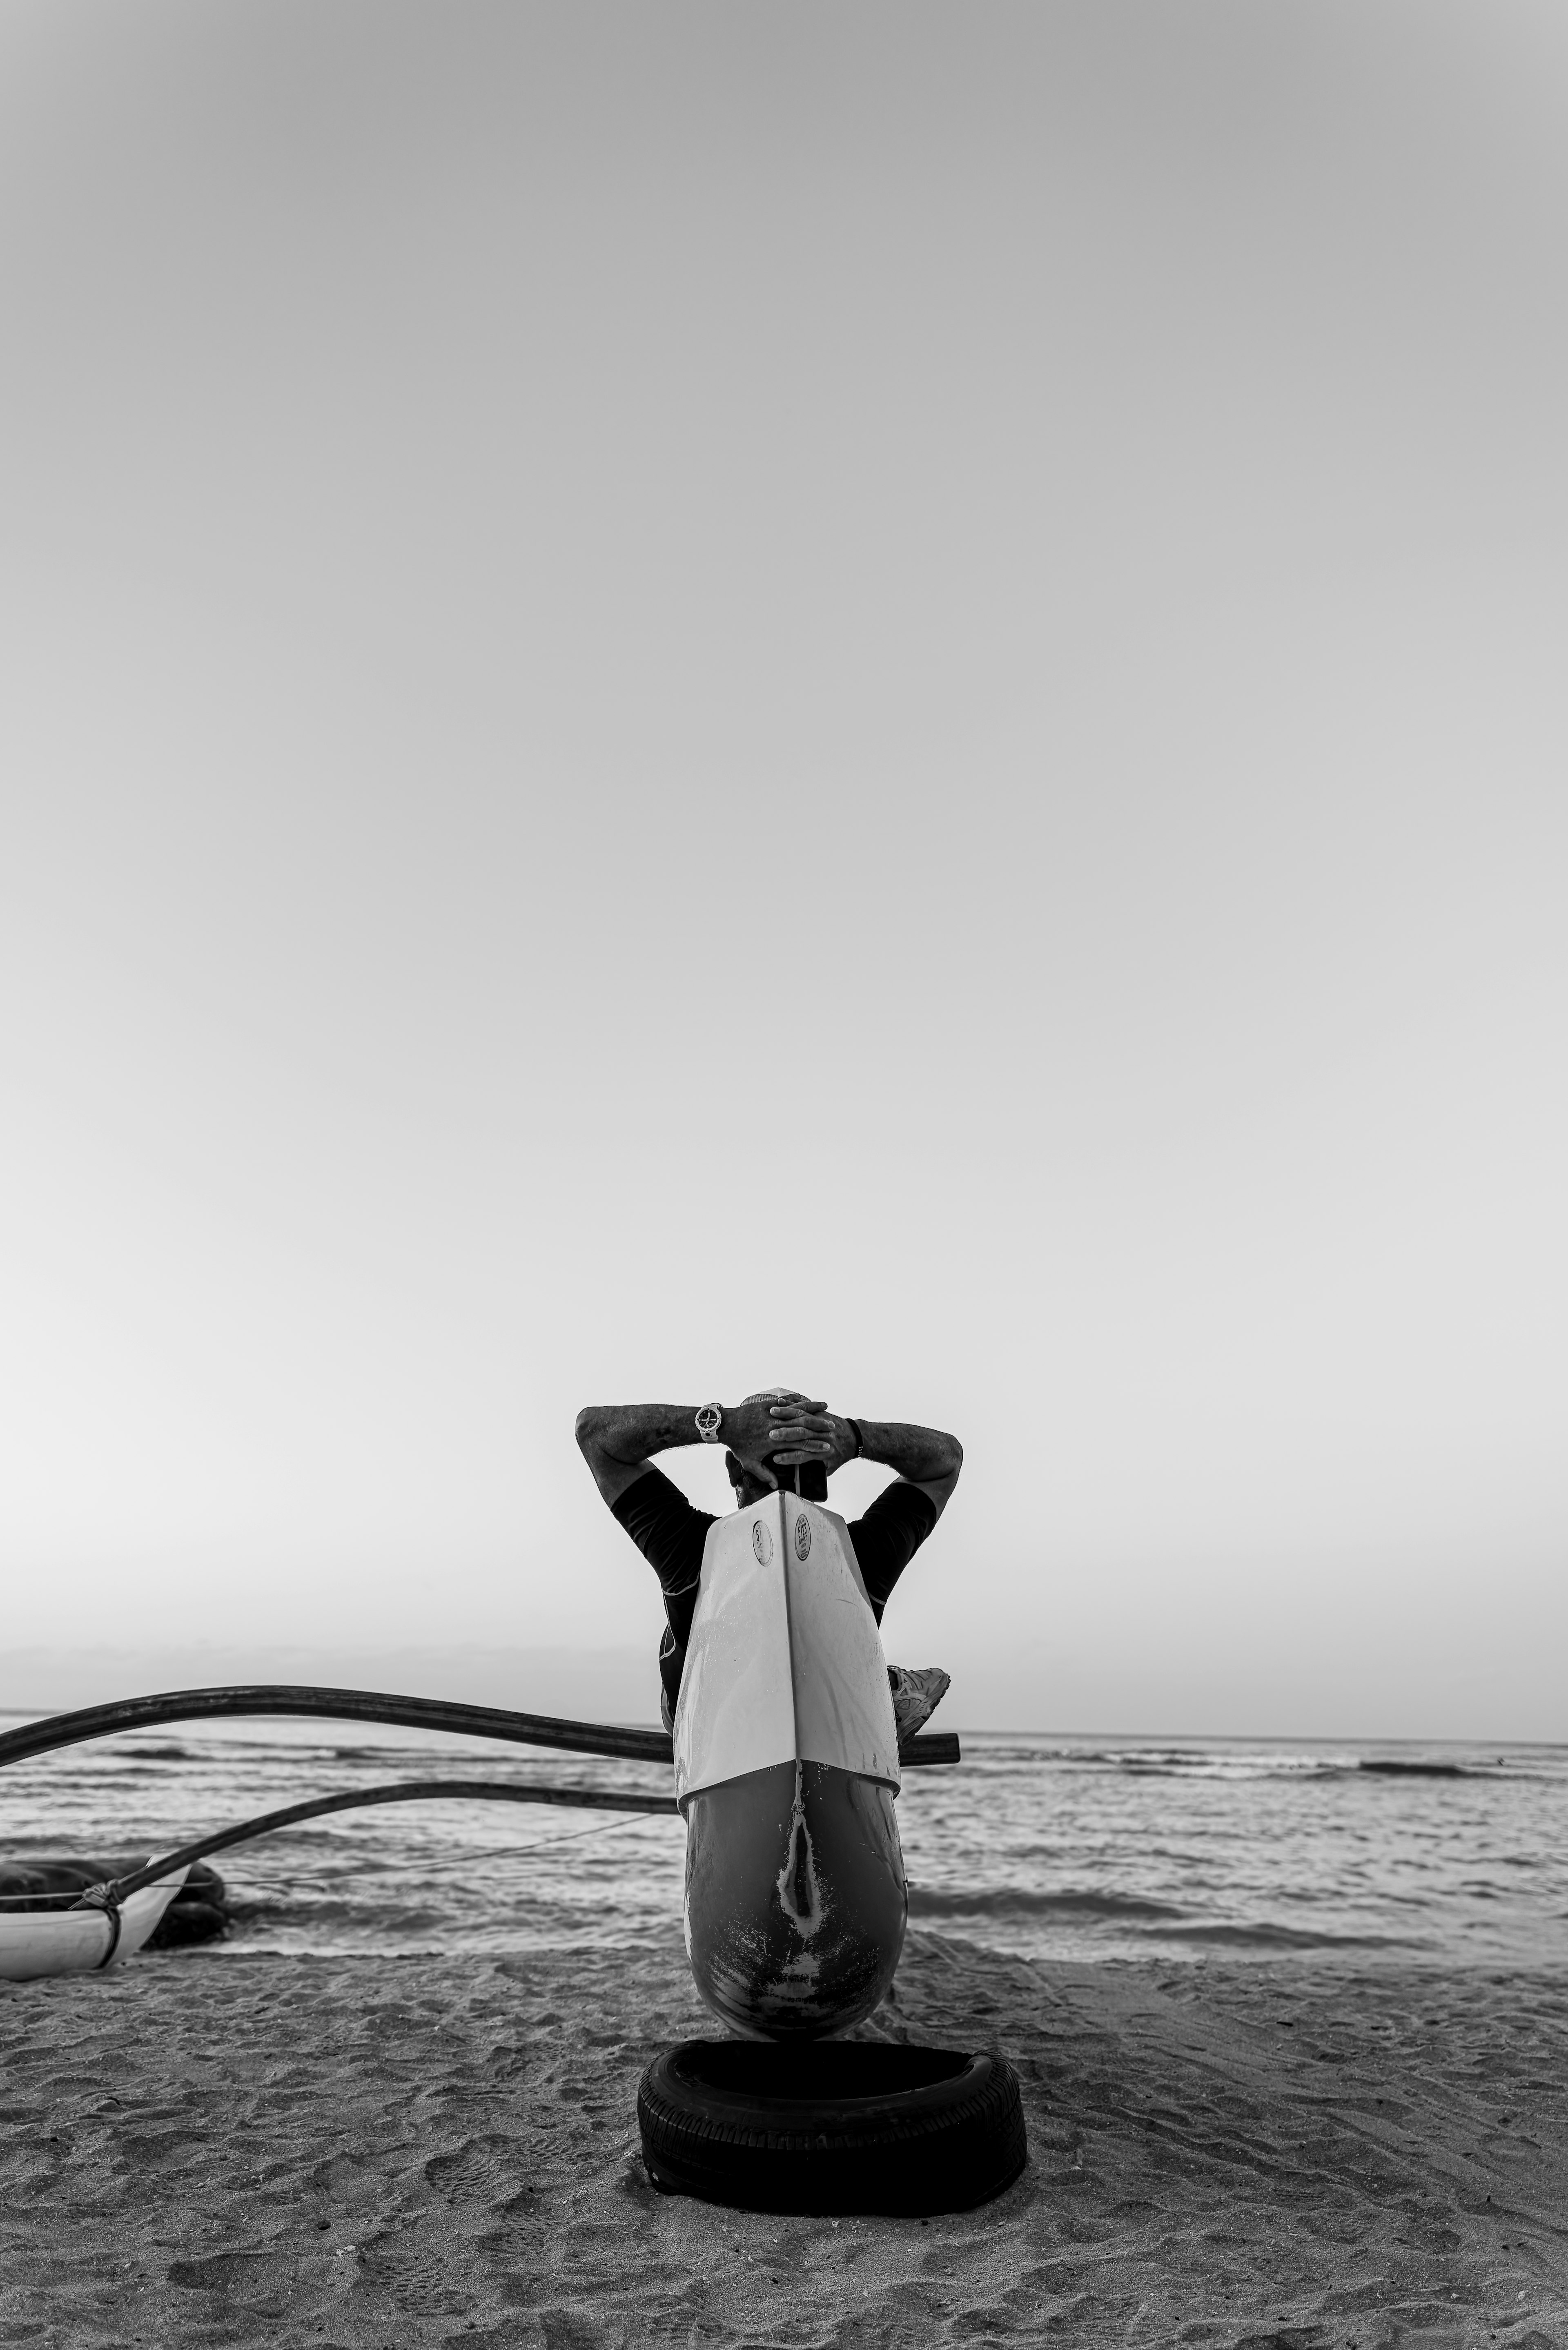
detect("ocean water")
[2,1717,1565,1969]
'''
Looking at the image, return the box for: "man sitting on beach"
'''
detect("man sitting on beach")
[575,1391,962,1738]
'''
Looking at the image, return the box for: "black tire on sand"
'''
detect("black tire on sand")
[637,2040,1027,2216]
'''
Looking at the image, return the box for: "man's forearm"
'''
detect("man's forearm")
[855,1419,963,1484]
[575,1403,708,1467]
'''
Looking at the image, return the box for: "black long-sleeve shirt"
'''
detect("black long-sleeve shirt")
[610,1468,939,1723]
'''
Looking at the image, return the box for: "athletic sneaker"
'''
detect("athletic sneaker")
[887,1665,951,1741]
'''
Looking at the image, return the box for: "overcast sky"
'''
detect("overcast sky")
[2,1,1564,1735]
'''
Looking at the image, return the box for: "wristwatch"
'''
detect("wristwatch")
[695,1402,724,1444]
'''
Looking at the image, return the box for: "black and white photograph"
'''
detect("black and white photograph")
[2,3,1565,2343]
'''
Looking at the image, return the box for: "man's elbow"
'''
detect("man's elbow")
[942,1433,964,1481]
[575,1405,607,1457]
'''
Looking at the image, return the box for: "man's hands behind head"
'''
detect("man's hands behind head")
[720,1392,806,1487]
[754,1399,860,1477]
[720,1392,851,1487]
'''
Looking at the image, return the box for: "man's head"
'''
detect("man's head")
[724,1450,775,1508]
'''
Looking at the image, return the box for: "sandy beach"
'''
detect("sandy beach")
[1,1929,1563,2348]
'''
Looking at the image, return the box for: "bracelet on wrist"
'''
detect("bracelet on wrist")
[844,1417,864,1457]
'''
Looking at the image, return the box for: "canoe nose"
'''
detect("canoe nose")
[682,1759,907,2040]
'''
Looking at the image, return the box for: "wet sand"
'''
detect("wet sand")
[1,1928,1564,2347]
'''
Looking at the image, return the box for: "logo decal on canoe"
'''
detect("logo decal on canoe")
[751,1519,773,1565]
[793,1514,811,1560]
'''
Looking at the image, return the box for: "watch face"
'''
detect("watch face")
[696,1404,722,1440]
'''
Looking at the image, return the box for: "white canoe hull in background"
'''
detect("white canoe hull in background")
[0,1869,190,1983]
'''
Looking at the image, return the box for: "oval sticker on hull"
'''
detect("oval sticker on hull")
[793,1514,811,1561]
[751,1520,773,1565]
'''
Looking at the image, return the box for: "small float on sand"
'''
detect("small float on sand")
[0,1866,192,1981]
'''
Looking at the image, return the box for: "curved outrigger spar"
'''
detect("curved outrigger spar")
[0,1684,959,1777]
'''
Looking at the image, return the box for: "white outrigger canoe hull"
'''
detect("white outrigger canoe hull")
[0,1870,190,1983]
[674,1493,906,2040]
